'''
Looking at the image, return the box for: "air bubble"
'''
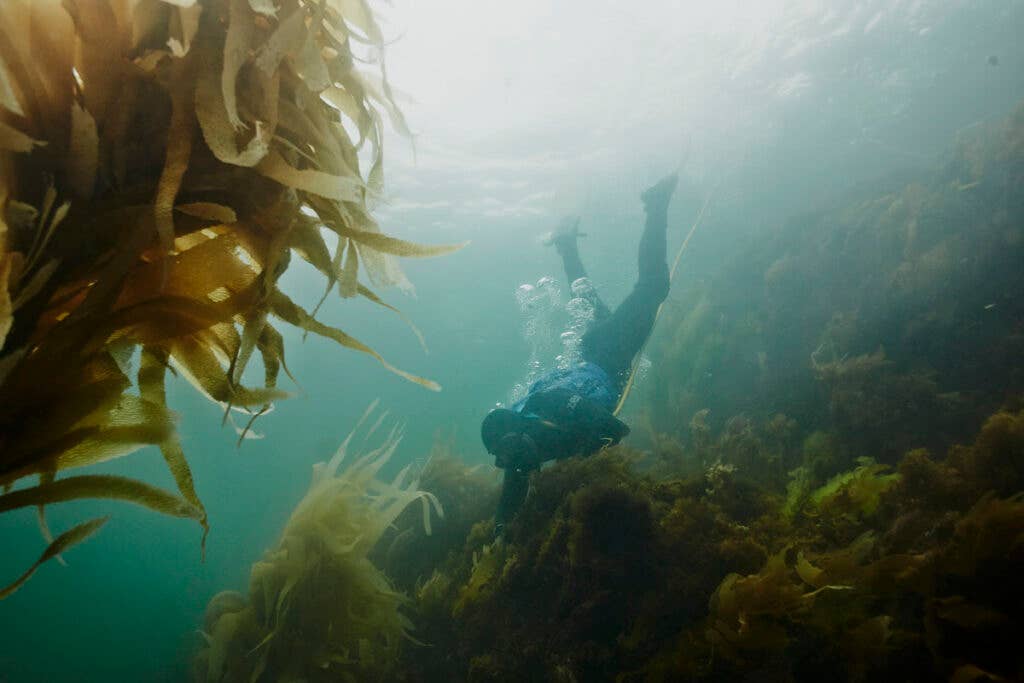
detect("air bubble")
[503,274,601,404]
[565,296,594,321]
[570,277,596,298]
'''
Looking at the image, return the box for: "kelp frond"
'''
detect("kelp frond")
[0,0,461,596]
[0,517,108,600]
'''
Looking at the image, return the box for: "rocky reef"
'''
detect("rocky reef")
[379,408,1023,683]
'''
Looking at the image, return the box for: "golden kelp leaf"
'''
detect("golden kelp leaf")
[321,86,365,136]
[0,516,108,600]
[0,368,130,471]
[23,0,75,131]
[0,474,200,518]
[339,237,359,298]
[355,241,414,292]
[327,0,382,44]
[33,471,66,566]
[196,41,271,166]
[139,346,209,549]
[0,254,14,350]
[10,259,59,312]
[340,226,467,259]
[256,150,363,202]
[356,68,412,139]
[276,96,358,178]
[288,220,333,275]
[22,200,68,276]
[67,101,98,198]
[270,289,440,391]
[97,296,242,350]
[170,335,291,406]
[222,0,256,131]
[175,202,238,224]
[0,119,44,152]
[167,4,203,57]
[257,322,295,387]
[49,395,179,473]
[230,309,268,385]
[63,0,121,125]
[154,59,196,258]
[253,7,307,76]
[293,29,331,93]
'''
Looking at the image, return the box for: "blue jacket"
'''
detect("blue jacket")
[512,361,618,415]
[507,361,628,462]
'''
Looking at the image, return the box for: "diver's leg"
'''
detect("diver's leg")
[581,173,677,385]
[547,217,611,320]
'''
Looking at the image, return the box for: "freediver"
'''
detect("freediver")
[481,172,679,537]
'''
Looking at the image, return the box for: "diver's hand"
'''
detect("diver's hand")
[542,216,586,248]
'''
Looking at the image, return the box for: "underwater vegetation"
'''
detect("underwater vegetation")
[638,101,1024,467]
[192,404,442,682]
[371,406,1024,683]
[0,0,461,596]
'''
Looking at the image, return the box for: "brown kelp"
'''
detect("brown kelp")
[193,405,443,682]
[0,0,462,597]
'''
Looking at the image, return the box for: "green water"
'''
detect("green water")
[2,0,1024,680]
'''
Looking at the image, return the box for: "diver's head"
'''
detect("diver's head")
[481,408,539,471]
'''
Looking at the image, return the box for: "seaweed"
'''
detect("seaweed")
[192,407,442,682]
[636,102,1024,461]
[376,398,1024,683]
[373,439,501,594]
[0,0,462,595]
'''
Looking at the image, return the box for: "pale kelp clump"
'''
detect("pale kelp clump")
[0,0,462,596]
[193,404,442,682]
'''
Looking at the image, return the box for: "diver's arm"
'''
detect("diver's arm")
[494,467,531,538]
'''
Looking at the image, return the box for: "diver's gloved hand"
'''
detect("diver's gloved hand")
[542,216,586,250]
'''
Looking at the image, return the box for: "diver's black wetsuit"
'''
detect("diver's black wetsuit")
[484,174,677,533]
[571,192,671,389]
